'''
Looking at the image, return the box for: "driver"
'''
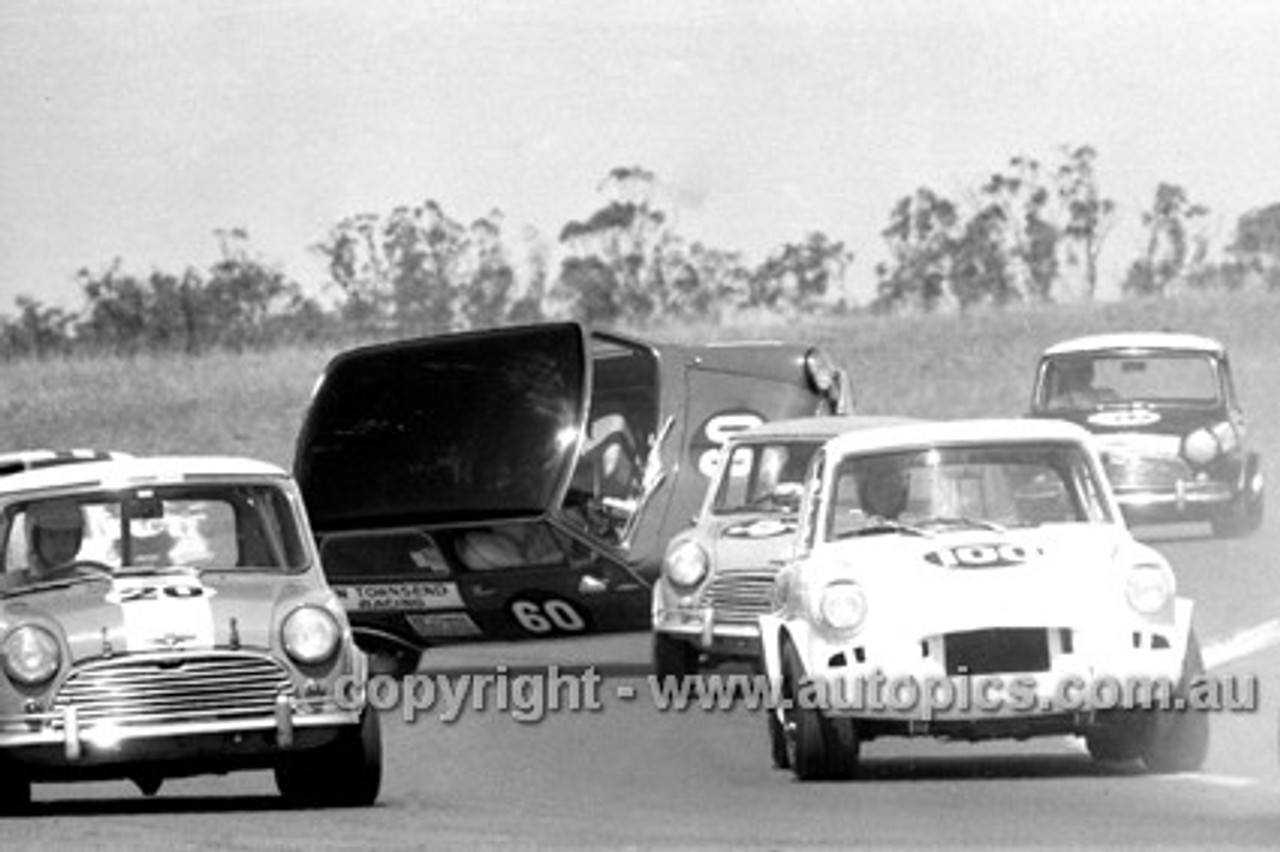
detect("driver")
[28,499,86,576]
[858,462,911,520]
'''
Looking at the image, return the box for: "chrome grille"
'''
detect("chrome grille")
[702,570,778,625]
[1102,452,1190,491]
[52,652,292,728]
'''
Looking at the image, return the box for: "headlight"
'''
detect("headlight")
[1183,421,1239,465]
[818,581,867,634]
[282,606,341,665]
[663,541,709,588]
[1125,564,1174,615]
[2,625,61,686]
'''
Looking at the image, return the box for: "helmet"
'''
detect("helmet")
[859,462,910,519]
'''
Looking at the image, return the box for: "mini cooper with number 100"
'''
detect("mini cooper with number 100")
[760,418,1207,781]
[0,456,380,811]
[1030,332,1263,537]
[294,321,849,677]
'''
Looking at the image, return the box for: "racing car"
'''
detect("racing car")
[294,321,849,676]
[0,455,380,811]
[1029,332,1264,537]
[760,418,1207,780]
[652,416,916,679]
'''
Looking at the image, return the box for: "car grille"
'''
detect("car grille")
[944,628,1050,675]
[51,652,293,729]
[702,570,778,625]
[1102,452,1190,491]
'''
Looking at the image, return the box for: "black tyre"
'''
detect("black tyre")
[276,705,383,807]
[780,642,859,781]
[652,632,700,681]
[367,644,422,679]
[767,708,790,770]
[1085,715,1145,764]
[1212,485,1264,538]
[1141,632,1210,774]
[0,767,31,815]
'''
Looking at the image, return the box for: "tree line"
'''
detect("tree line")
[4,146,1280,359]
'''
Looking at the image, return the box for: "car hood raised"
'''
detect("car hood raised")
[296,323,589,530]
[0,571,330,663]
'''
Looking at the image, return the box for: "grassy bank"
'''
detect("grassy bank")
[3,292,1277,470]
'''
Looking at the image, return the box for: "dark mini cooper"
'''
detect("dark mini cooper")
[294,321,849,675]
[1030,332,1264,537]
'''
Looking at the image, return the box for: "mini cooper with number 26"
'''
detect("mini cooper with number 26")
[1030,332,1263,537]
[295,321,848,676]
[0,455,380,811]
[760,418,1207,781]
[652,416,916,679]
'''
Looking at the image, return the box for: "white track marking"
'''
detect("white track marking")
[1202,618,1280,670]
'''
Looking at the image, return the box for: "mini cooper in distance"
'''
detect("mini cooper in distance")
[294,321,848,676]
[760,418,1207,781]
[652,416,915,679]
[0,455,380,811]
[1030,332,1263,537]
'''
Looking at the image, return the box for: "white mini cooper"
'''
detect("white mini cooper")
[760,419,1207,780]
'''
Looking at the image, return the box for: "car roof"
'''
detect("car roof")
[0,448,131,476]
[1043,332,1225,357]
[0,455,291,498]
[822,417,1092,457]
[729,415,924,443]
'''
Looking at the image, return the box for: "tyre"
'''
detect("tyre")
[652,632,700,681]
[779,642,859,781]
[368,644,422,679]
[767,708,790,770]
[0,768,31,815]
[1085,715,1144,764]
[1212,485,1264,538]
[1140,633,1210,774]
[276,705,383,807]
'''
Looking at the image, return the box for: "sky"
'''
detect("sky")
[3,0,1280,309]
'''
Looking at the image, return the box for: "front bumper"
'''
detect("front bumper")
[0,693,362,771]
[798,628,1186,725]
[1115,482,1235,524]
[653,608,763,658]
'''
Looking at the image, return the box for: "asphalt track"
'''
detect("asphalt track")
[4,518,1280,850]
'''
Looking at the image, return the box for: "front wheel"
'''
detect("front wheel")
[367,644,422,679]
[1212,488,1264,538]
[779,642,859,781]
[0,768,31,815]
[1141,633,1210,774]
[652,632,700,681]
[276,705,383,807]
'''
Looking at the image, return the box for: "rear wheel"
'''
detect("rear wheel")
[652,633,700,681]
[1141,633,1210,774]
[276,705,383,807]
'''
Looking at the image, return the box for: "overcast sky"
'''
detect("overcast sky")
[3,0,1280,308]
